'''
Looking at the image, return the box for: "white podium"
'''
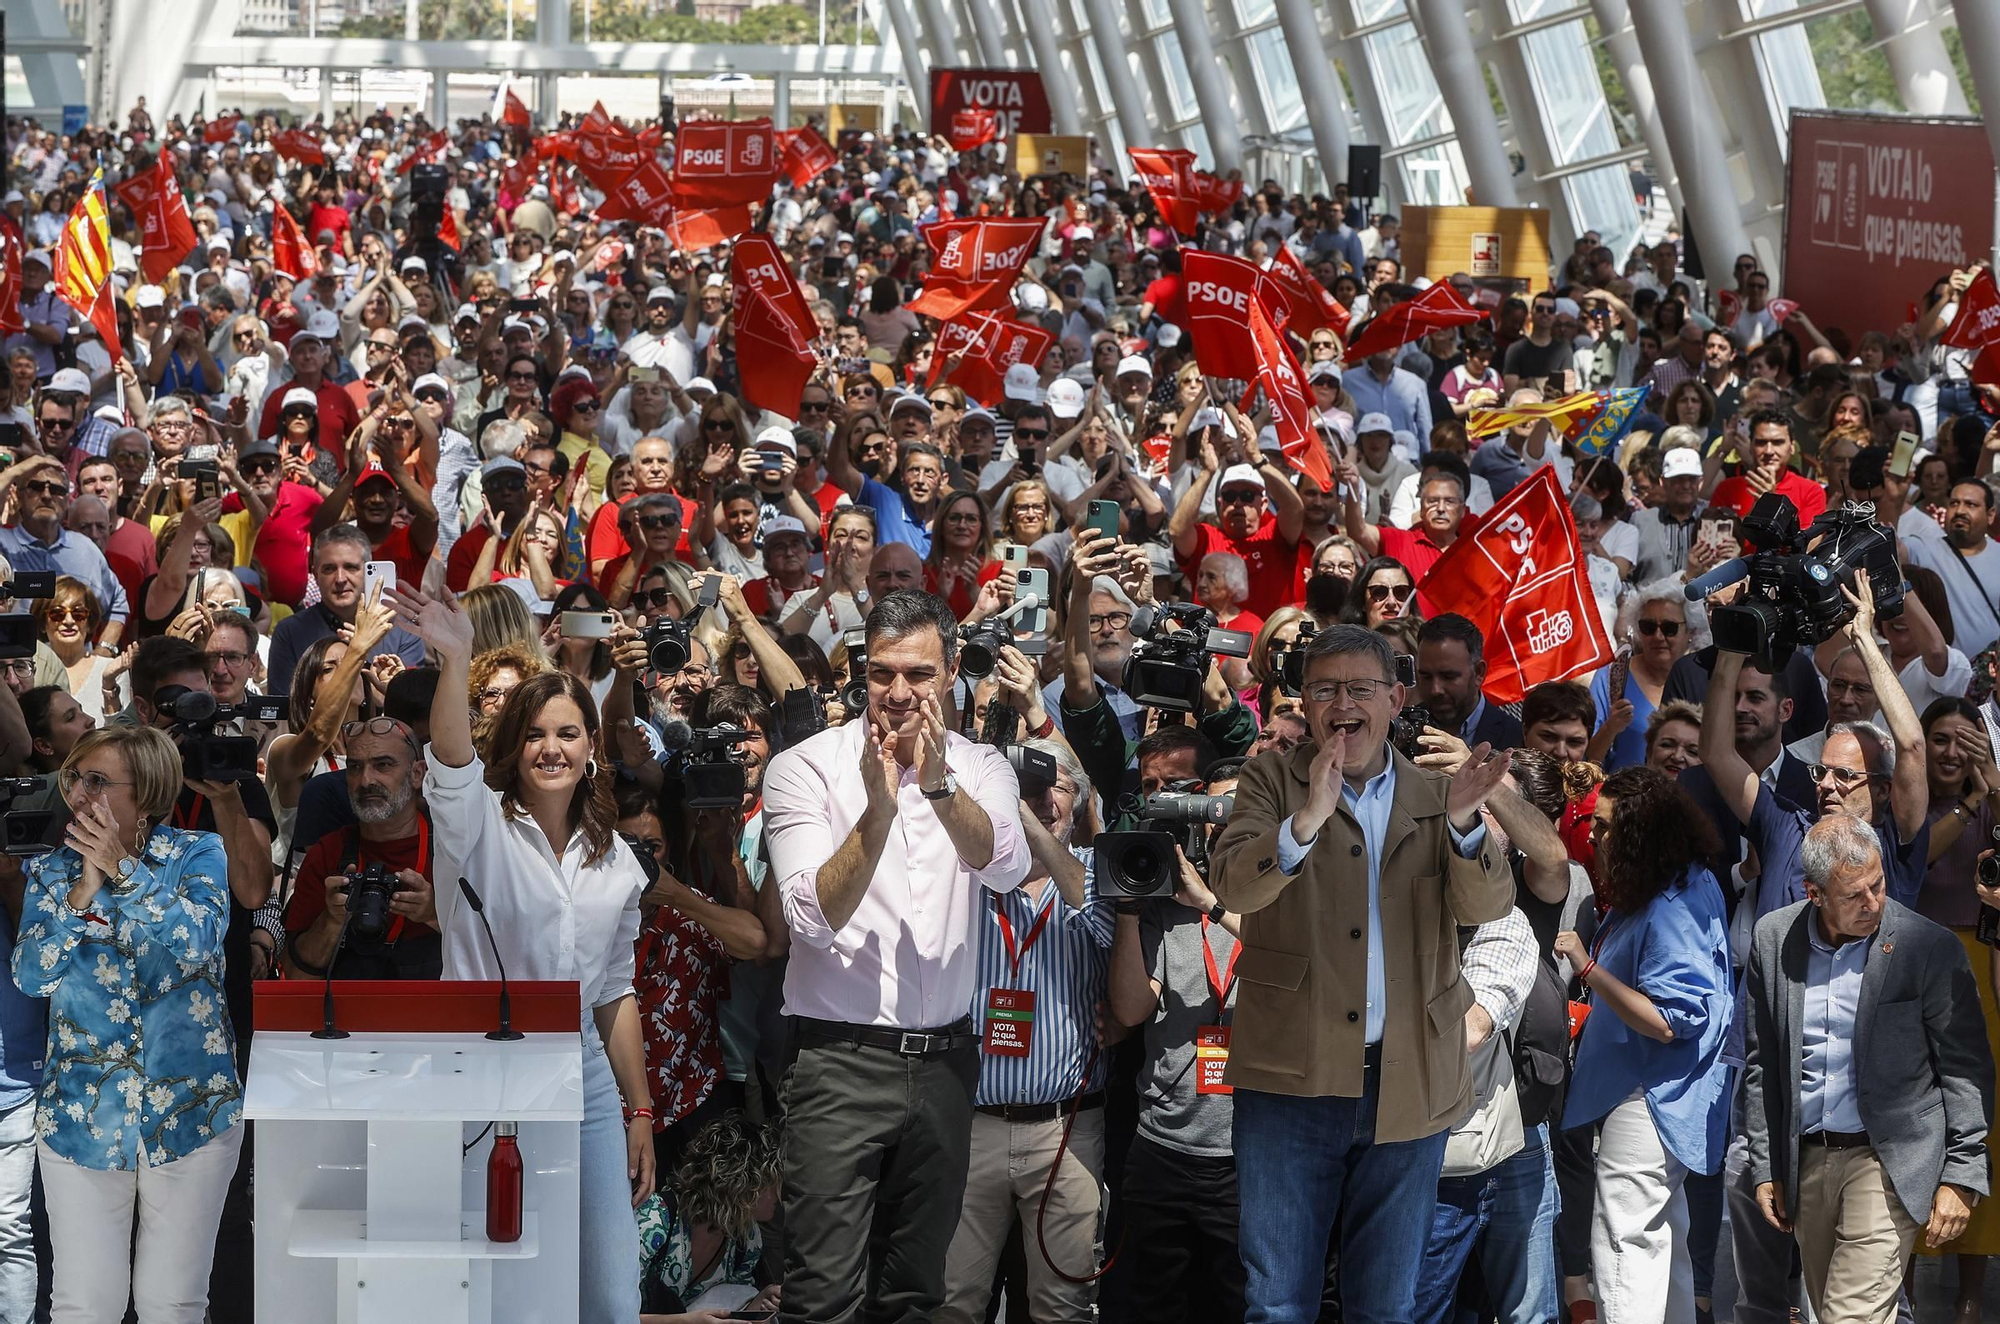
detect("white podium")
[244,981,586,1324]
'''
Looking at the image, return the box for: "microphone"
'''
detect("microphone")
[458,878,523,1042]
[1683,556,1751,602]
[312,907,355,1040]
[657,718,693,752]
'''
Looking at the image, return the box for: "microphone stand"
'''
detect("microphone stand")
[312,911,356,1040]
[458,879,524,1041]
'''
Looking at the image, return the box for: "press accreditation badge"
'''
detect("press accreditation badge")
[984,988,1036,1056]
[1195,1025,1232,1094]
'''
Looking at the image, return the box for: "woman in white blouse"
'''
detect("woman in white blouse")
[389,585,654,1324]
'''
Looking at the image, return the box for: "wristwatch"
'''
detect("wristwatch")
[115,855,139,881]
[1207,902,1227,923]
[922,772,958,801]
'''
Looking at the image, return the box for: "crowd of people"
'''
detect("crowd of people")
[1,94,1997,1324]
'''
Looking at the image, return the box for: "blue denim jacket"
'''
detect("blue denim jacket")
[10,827,241,1171]
[1561,865,1735,1175]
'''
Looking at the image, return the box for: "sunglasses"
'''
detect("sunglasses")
[1218,489,1263,505]
[635,586,679,610]
[1635,618,1682,637]
[637,513,680,530]
[703,418,734,432]
[1014,428,1050,441]
[38,418,73,432]
[22,480,66,497]
[1365,582,1415,602]
[572,400,601,414]
[242,459,277,475]
[800,399,831,413]
[282,408,317,422]
[415,389,449,405]
[1808,763,1874,787]
[43,604,91,623]
[927,398,957,410]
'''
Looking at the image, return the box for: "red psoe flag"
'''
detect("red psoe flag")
[53,171,121,362]
[203,114,243,144]
[112,154,198,283]
[672,118,779,208]
[593,160,678,227]
[906,216,1048,321]
[948,109,1000,152]
[503,89,533,129]
[1417,466,1613,703]
[574,119,653,192]
[1266,245,1350,342]
[438,205,461,251]
[1181,251,1274,381]
[730,233,820,416]
[1945,269,2000,386]
[1244,295,1331,490]
[0,222,25,336]
[1127,147,1201,235]
[396,130,452,174]
[1192,170,1244,216]
[270,201,318,282]
[270,129,326,166]
[778,126,838,188]
[1341,280,1485,364]
[664,205,754,253]
[927,309,1057,406]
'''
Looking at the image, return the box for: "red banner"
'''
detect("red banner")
[1193,170,1244,216]
[731,234,820,416]
[438,206,461,252]
[0,221,24,336]
[1127,147,1201,236]
[593,161,678,227]
[503,89,532,129]
[777,126,838,189]
[396,130,451,174]
[202,114,242,144]
[1782,109,1995,342]
[1244,294,1329,489]
[270,129,326,166]
[1418,466,1612,703]
[574,121,653,192]
[907,216,1047,321]
[270,201,317,282]
[672,118,779,208]
[927,308,1057,406]
[1266,246,1350,342]
[1943,268,2000,384]
[948,109,1000,152]
[112,155,198,284]
[1182,251,1280,381]
[929,68,1051,138]
[664,205,754,253]
[1342,280,1485,364]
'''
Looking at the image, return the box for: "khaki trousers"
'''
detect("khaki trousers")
[1794,1142,1921,1324]
[936,1106,1106,1324]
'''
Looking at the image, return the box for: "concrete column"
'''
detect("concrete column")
[1629,0,1751,285]
[1272,0,1351,194]
[1864,0,1967,114]
[962,0,1010,66]
[1407,0,1518,205]
[1590,0,1682,218]
[918,0,970,67]
[1163,0,1243,169]
[1955,0,2000,242]
[319,68,335,123]
[773,72,792,128]
[430,73,449,127]
[405,0,420,40]
[1017,0,1085,135]
[1479,3,1563,239]
[1081,0,1153,152]
[880,0,931,94]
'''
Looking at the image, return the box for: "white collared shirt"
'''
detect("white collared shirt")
[765,720,1031,1030]
[425,749,644,1010]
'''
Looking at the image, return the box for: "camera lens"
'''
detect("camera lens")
[1980,854,2000,886]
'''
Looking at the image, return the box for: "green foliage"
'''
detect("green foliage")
[566,0,871,43]
[1944,26,1981,117]
[1805,11,1900,112]
[1583,15,1637,148]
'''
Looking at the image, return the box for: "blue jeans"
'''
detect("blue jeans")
[581,1023,640,1324]
[1411,1163,1495,1324]
[1474,1123,1560,1324]
[1235,1082,1450,1324]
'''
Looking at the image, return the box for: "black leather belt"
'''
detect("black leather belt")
[1802,1130,1871,1149]
[977,1091,1106,1124]
[796,1016,978,1057]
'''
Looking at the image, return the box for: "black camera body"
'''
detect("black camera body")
[959,617,1014,680]
[778,686,830,745]
[347,862,398,940]
[1003,742,1059,797]
[0,571,58,660]
[1120,603,1255,714]
[156,686,284,781]
[1709,495,1903,661]
[679,724,757,810]
[1096,783,1235,899]
[1389,703,1434,761]
[1273,621,1320,698]
[840,627,869,714]
[643,616,694,674]
[0,776,58,857]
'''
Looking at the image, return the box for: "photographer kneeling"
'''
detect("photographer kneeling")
[282,718,440,979]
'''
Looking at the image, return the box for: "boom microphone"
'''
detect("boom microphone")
[1683,556,1751,602]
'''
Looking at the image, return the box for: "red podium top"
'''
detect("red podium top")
[254,981,582,1035]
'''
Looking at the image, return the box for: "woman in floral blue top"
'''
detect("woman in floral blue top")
[637,1112,782,1322]
[11,726,240,1323]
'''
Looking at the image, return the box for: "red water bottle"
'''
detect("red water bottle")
[485,1122,523,1243]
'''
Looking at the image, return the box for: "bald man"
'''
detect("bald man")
[868,542,923,601]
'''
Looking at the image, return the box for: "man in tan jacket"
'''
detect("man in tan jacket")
[1210,624,1515,1323]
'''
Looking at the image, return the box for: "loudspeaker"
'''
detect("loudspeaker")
[1346,145,1382,199]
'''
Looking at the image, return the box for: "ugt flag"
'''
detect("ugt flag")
[1418,466,1612,703]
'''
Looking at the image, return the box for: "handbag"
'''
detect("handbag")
[1442,1028,1525,1178]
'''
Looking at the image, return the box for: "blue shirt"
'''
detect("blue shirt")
[856,477,933,557]
[1590,665,1657,772]
[1274,748,1488,1044]
[0,523,132,626]
[1344,364,1433,447]
[266,602,428,701]
[0,908,45,1112]
[1561,866,1734,1174]
[1042,674,1143,744]
[969,854,1113,1106]
[12,826,241,1170]
[1800,919,1867,1136]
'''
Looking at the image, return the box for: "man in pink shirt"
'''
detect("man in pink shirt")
[763,589,1030,1323]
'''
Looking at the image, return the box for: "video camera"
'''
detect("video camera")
[0,571,57,660]
[155,685,287,781]
[1120,603,1254,714]
[1687,494,1903,662]
[839,627,868,714]
[1003,742,1059,797]
[778,686,831,745]
[0,777,60,856]
[1095,782,1235,898]
[661,720,758,810]
[1272,620,1320,698]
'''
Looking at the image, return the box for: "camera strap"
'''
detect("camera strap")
[337,818,432,947]
[1944,541,2000,637]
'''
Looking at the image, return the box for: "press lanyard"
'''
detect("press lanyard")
[1200,915,1240,1008]
[996,888,1057,978]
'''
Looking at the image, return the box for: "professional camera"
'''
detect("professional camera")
[1003,742,1059,797]
[778,686,830,745]
[1272,621,1320,698]
[1702,495,1904,661]
[839,627,869,714]
[155,686,287,781]
[346,862,398,941]
[0,571,57,660]
[1389,703,1434,761]
[0,777,59,856]
[662,722,759,810]
[1095,783,1235,898]
[643,616,694,674]
[958,617,1015,680]
[1120,603,1255,714]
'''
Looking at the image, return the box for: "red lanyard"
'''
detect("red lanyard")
[173,794,206,831]
[995,888,1056,979]
[1201,915,1241,1006]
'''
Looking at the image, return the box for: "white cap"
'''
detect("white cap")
[399,256,428,274]
[1190,406,1224,431]
[1,191,21,205]
[134,284,166,309]
[46,368,91,396]
[1308,360,1342,384]
[1155,323,1183,349]
[21,249,48,269]
[282,386,319,409]
[206,234,232,252]
[1661,447,1704,479]
[93,404,125,425]
[763,514,810,542]
[1046,378,1087,419]
[397,313,428,333]
[1256,424,1281,453]
[551,249,575,266]
[755,425,798,455]
[1003,363,1043,403]
[453,302,481,323]
[1218,464,1265,493]
[1357,412,1393,436]
[411,372,453,398]
[962,405,997,425]
[1115,354,1152,379]
[705,273,726,289]
[302,309,341,341]
[502,316,535,335]
[645,285,674,304]
[888,394,932,418]
[1015,283,1049,314]
[686,376,717,396]
[1072,224,1095,242]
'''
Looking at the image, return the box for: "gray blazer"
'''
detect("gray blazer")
[1742,899,1994,1223]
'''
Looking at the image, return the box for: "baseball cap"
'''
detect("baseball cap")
[1155,323,1183,349]
[501,316,536,336]
[302,310,340,342]
[482,456,527,480]
[962,405,997,426]
[134,285,166,309]
[1046,378,1086,419]
[1190,406,1224,431]
[645,285,674,305]
[239,439,281,461]
[397,313,429,334]
[282,386,320,410]
[1219,464,1265,493]
[411,372,453,398]
[1002,363,1043,403]
[1115,355,1152,379]
[1308,361,1343,385]
[888,394,933,418]
[1661,447,1704,480]
[354,465,396,488]
[21,250,50,270]
[755,425,798,455]
[763,514,810,543]
[686,377,717,397]
[45,368,91,397]
[1357,412,1393,436]
[453,302,482,324]
[1072,224,1095,242]
[1016,283,1049,314]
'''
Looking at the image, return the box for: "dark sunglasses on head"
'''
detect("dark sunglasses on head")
[1636,618,1682,637]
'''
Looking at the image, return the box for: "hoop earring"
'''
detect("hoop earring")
[585,758,599,781]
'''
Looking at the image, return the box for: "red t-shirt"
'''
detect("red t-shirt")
[1219,609,1265,639]
[1708,469,1828,531]
[742,574,820,621]
[923,560,999,622]
[445,524,493,593]
[1377,525,1452,583]
[283,825,436,946]
[588,491,699,570]
[257,378,361,462]
[1177,516,1300,620]
[222,480,323,608]
[372,523,434,593]
[105,518,159,614]
[1143,275,1188,329]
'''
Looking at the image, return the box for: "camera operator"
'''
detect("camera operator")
[282,717,440,980]
[937,736,1113,1324]
[1207,624,1513,1321]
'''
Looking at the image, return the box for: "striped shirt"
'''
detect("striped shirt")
[969,850,1114,1107]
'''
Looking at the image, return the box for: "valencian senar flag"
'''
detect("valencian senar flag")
[1467,387,1649,456]
[54,169,121,362]
[1567,386,1649,457]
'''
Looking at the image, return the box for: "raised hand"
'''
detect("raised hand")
[386,584,474,662]
[1446,741,1509,830]
[859,710,899,817]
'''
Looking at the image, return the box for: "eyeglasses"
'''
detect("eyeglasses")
[342,716,417,748]
[476,686,513,706]
[927,398,957,410]
[1826,679,1876,699]
[702,418,734,432]
[205,649,253,668]
[415,389,449,405]
[59,769,134,798]
[943,511,982,526]
[282,408,317,422]
[1808,763,1876,787]
[380,416,411,430]
[636,586,679,609]
[799,399,831,414]
[1218,489,1263,506]
[1087,611,1132,631]
[22,480,66,497]
[43,604,91,623]
[366,341,396,354]
[1635,618,1682,637]
[1365,582,1415,602]
[485,474,526,492]
[242,460,277,476]
[1302,678,1390,703]
[637,513,680,530]
[1011,503,1047,518]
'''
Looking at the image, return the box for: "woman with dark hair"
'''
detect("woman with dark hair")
[636,1113,783,1320]
[924,490,998,620]
[860,274,921,352]
[549,582,620,709]
[1340,556,1420,630]
[391,585,653,1324]
[1556,766,1731,1324]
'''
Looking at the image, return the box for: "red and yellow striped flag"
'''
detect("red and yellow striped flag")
[53,168,122,363]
